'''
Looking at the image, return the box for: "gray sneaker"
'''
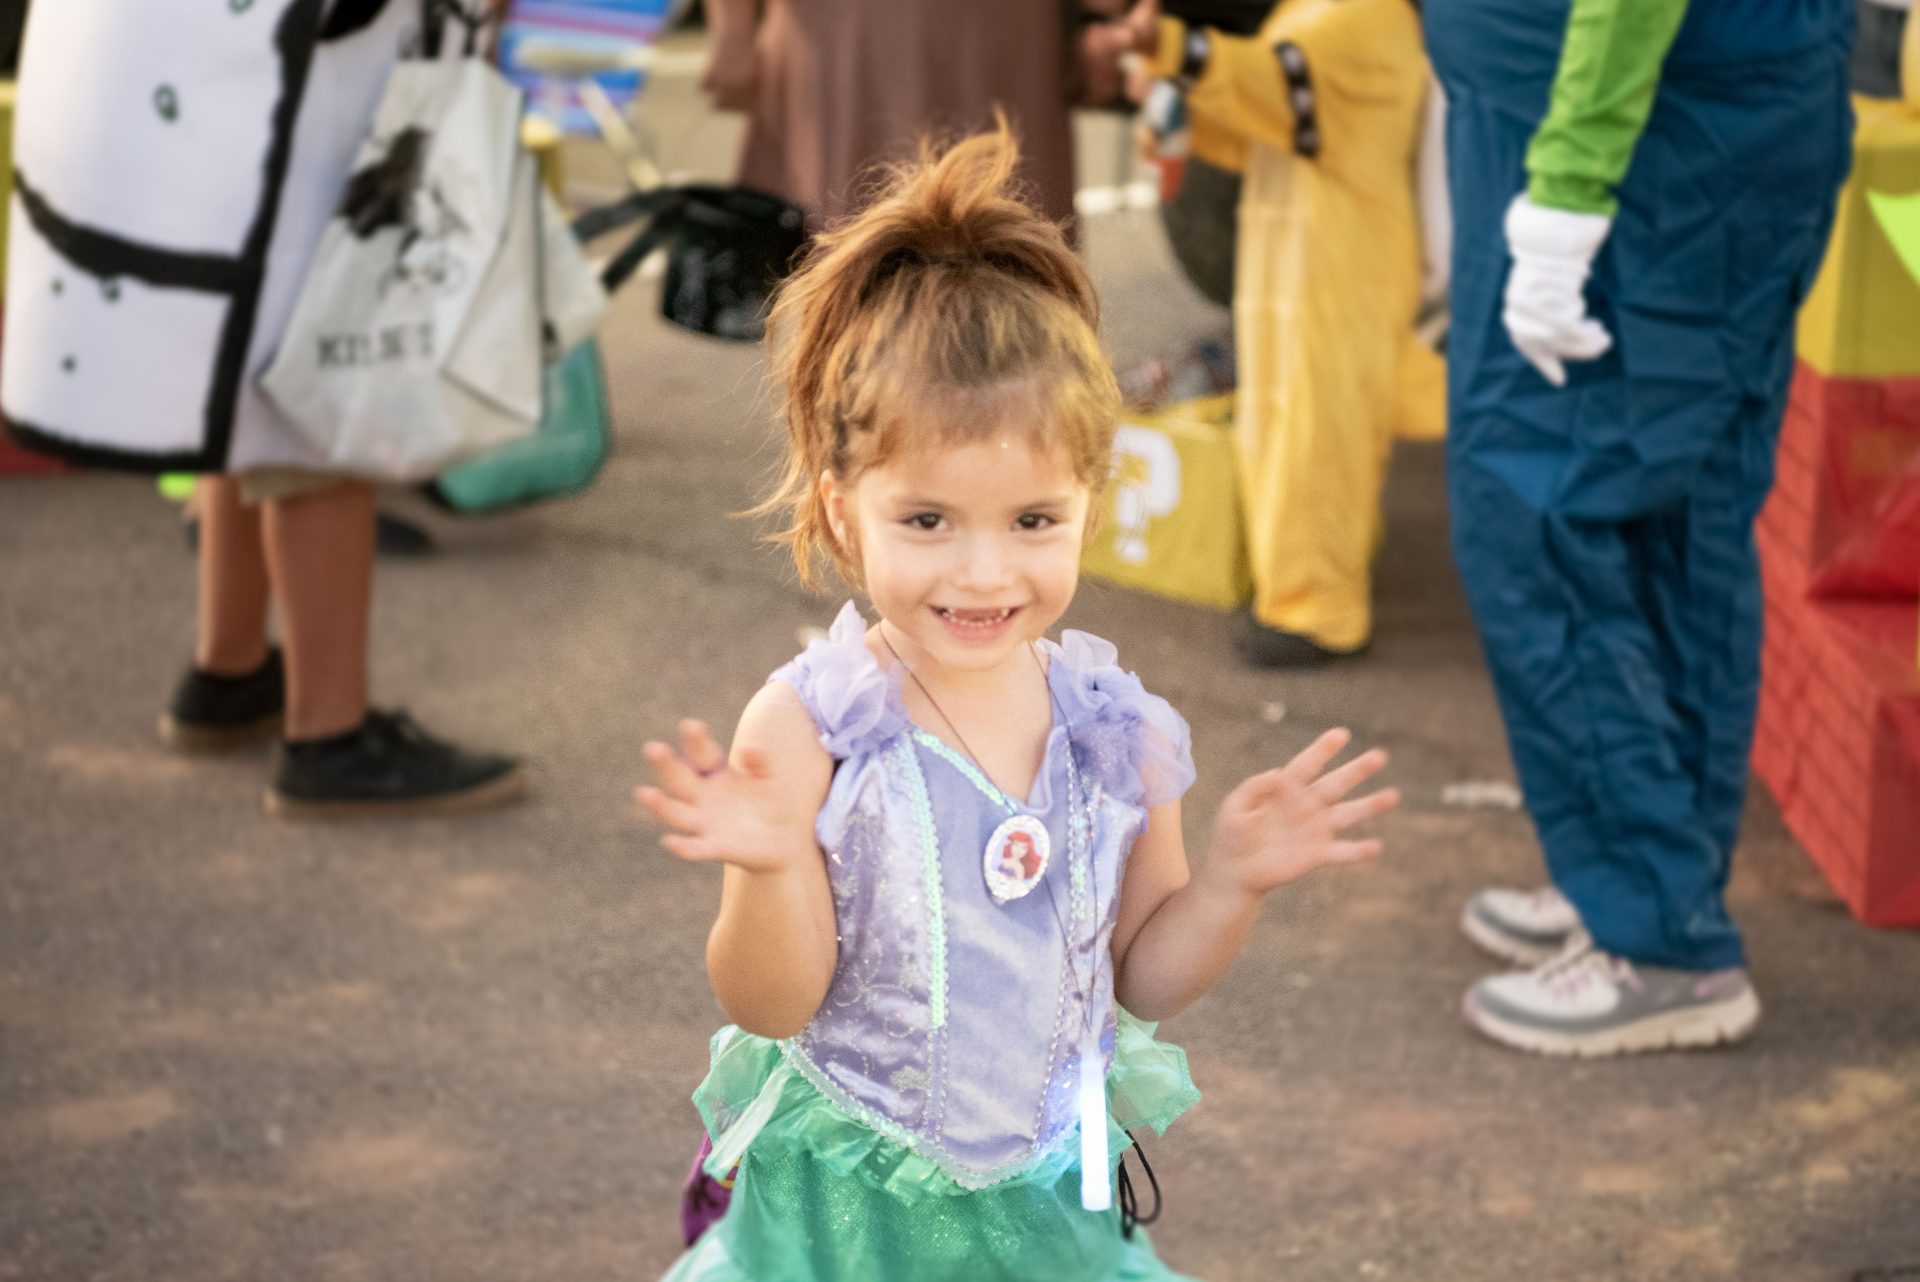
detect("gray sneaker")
[1463,936,1761,1058]
[1461,885,1582,966]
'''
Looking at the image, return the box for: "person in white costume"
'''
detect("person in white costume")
[2,0,521,815]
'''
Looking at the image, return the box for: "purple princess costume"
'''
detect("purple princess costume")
[660,604,1204,1282]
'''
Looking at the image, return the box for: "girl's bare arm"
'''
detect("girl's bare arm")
[1112,730,1396,1021]
[1110,799,1261,1021]
[637,683,837,1038]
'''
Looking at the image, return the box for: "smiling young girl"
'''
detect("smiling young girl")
[636,126,1398,1282]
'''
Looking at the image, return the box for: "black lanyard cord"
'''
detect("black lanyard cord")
[1117,1132,1164,1240]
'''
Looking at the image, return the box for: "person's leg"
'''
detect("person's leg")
[258,477,521,817]
[1235,350,1388,658]
[1449,383,1748,973]
[262,480,374,741]
[1642,393,1779,931]
[194,475,272,675]
[160,477,286,751]
[1232,162,1404,662]
[1448,372,1768,1054]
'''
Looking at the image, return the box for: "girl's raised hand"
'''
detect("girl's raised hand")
[1203,729,1399,898]
[635,719,806,875]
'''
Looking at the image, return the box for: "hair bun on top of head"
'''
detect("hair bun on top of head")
[778,118,1098,347]
[850,122,1098,324]
[758,118,1121,592]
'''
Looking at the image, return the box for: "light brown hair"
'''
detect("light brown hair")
[756,121,1121,590]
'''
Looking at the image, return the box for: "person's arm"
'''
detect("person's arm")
[636,682,837,1038]
[700,0,761,113]
[1141,13,1310,155]
[1524,0,1691,216]
[1187,113,1250,174]
[1500,0,1689,386]
[1111,799,1260,1020]
[1112,730,1396,1022]
[1132,0,1406,160]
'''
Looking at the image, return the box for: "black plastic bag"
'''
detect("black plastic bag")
[576,184,808,342]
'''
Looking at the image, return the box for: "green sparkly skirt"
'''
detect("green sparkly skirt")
[660,1014,1203,1282]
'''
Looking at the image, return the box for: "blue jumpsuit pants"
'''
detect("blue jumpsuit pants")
[1424,0,1854,969]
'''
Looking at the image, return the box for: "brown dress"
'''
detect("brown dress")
[737,0,1080,231]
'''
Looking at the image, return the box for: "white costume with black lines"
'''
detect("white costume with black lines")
[2,0,412,473]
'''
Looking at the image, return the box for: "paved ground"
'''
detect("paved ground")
[3,47,1918,1282]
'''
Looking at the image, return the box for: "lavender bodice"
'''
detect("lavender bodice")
[768,603,1195,1189]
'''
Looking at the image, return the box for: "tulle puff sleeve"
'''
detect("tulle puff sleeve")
[1044,631,1196,810]
[768,602,909,761]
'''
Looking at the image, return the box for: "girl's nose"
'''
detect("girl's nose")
[953,535,1013,590]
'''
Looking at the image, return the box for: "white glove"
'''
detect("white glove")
[1502,193,1614,388]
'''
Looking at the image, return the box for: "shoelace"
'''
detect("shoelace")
[366,710,434,751]
[1536,940,1634,1002]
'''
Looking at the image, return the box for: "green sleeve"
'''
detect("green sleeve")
[1524,0,1691,216]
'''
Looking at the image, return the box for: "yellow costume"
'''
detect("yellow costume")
[1154,0,1438,655]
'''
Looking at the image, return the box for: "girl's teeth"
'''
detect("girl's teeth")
[939,608,1011,625]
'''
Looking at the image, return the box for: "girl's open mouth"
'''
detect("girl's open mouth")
[934,605,1020,640]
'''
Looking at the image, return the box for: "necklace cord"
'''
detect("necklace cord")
[876,624,1015,776]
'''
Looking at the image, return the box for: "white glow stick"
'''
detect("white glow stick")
[1078,1028,1111,1212]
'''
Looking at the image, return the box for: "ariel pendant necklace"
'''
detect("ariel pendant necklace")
[877,624,1115,1213]
[877,627,1058,904]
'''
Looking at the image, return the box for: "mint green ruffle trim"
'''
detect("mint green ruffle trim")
[692,1010,1200,1201]
[663,1216,1195,1282]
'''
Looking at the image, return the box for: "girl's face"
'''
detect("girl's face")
[824,435,1092,677]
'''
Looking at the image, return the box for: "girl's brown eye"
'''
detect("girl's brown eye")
[905,513,942,531]
[1016,513,1057,531]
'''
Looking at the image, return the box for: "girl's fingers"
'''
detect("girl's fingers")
[1331,838,1384,863]
[1232,765,1291,807]
[681,719,727,776]
[1311,748,1390,803]
[1286,728,1353,784]
[635,786,705,834]
[644,740,703,801]
[1328,787,1400,831]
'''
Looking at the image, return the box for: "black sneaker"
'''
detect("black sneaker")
[159,649,285,751]
[266,709,523,818]
[1233,615,1368,668]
